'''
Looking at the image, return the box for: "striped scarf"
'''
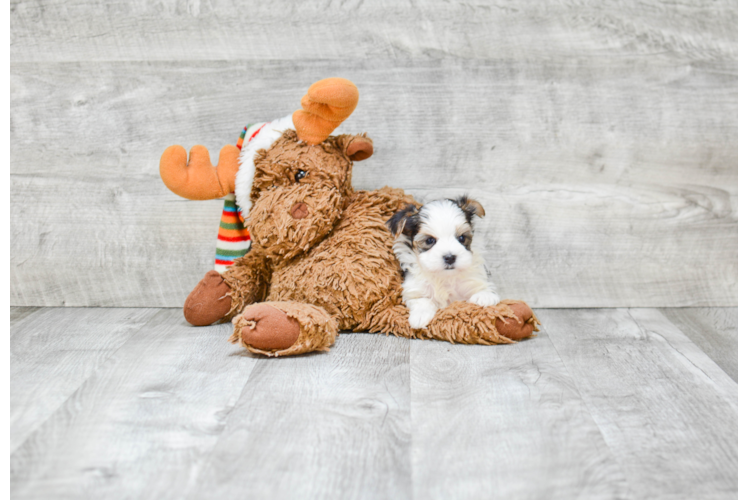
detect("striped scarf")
[214,123,267,272]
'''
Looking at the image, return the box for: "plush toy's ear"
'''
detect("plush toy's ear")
[346,135,374,161]
[386,204,418,237]
[454,195,486,218]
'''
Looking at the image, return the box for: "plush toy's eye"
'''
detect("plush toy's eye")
[295,170,307,182]
[458,235,466,243]
[425,237,436,246]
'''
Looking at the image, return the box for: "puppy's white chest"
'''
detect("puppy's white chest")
[430,278,473,308]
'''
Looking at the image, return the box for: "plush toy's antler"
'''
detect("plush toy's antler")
[292,78,359,145]
[159,144,240,200]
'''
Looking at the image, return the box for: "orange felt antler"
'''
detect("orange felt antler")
[292,78,359,145]
[159,144,240,200]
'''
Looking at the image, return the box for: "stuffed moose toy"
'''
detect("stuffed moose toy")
[160,78,539,357]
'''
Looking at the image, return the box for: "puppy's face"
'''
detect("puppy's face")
[387,196,486,273]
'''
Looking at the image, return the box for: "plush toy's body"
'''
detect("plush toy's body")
[160,78,539,356]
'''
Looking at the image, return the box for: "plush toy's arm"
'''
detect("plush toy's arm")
[221,245,274,319]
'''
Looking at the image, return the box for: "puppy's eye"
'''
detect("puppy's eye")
[425,237,436,245]
[295,170,307,182]
[458,235,466,243]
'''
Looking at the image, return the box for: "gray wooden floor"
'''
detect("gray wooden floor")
[10,306,736,499]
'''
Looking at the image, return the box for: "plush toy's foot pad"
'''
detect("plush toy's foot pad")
[184,270,232,326]
[425,300,540,345]
[495,301,539,341]
[230,301,338,357]
[237,303,300,351]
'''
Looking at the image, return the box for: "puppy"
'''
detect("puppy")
[387,196,501,329]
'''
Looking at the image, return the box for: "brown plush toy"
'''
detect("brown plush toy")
[160,78,539,357]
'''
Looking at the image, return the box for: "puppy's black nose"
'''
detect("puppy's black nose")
[443,254,456,265]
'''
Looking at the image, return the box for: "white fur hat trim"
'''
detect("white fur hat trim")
[234,114,295,220]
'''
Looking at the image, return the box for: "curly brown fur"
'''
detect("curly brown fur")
[425,300,538,345]
[221,247,273,320]
[267,187,417,331]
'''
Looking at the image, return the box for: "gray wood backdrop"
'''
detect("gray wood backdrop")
[10,0,737,308]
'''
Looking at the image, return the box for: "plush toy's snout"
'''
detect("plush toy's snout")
[248,183,345,261]
[290,202,309,220]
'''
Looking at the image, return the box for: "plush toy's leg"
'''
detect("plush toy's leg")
[183,248,272,327]
[229,301,338,357]
[183,270,232,326]
[360,302,416,338]
[221,248,273,319]
[363,299,539,344]
[426,300,540,344]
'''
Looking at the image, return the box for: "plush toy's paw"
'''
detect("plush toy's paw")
[236,303,300,351]
[184,270,232,326]
[424,300,539,345]
[468,290,501,307]
[495,301,538,341]
[230,301,338,357]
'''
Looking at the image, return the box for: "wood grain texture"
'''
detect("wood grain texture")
[9,306,739,498]
[10,59,737,189]
[10,172,736,308]
[11,173,221,308]
[738,259,748,384]
[410,330,630,499]
[10,309,257,500]
[189,333,411,500]
[658,307,738,382]
[10,307,159,453]
[738,396,748,494]
[10,1,737,63]
[10,306,42,326]
[540,308,737,500]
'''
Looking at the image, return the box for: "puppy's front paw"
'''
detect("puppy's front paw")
[409,308,436,329]
[407,299,438,329]
[469,290,501,307]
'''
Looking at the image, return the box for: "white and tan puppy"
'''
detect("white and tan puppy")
[386,196,501,329]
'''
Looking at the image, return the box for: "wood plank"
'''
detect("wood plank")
[10,59,737,190]
[188,333,412,500]
[11,173,221,308]
[738,396,748,494]
[410,322,630,499]
[658,307,738,382]
[10,307,159,453]
[10,0,737,63]
[738,259,748,384]
[540,308,737,499]
[10,309,258,499]
[10,173,736,308]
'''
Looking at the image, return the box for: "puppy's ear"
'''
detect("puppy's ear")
[454,195,486,219]
[387,204,418,237]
